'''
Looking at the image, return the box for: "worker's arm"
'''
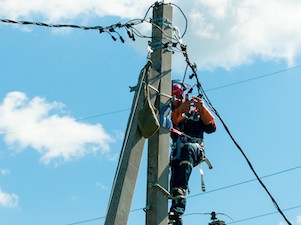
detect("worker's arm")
[191,96,215,125]
[171,99,191,125]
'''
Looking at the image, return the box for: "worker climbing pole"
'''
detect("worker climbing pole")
[104,1,292,225]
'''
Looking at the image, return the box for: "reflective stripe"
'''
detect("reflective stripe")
[179,160,193,169]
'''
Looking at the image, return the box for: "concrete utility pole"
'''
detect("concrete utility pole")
[104,2,172,225]
[146,3,172,225]
[104,62,149,225]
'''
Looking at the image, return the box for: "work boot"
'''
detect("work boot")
[168,212,183,225]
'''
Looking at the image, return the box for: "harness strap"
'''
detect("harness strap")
[199,163,206,192]
[199,156,213,192]
[170,127,196,140]
[170,127,213,192]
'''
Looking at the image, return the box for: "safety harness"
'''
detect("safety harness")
[159,104,213,192]
[170,127,213,192]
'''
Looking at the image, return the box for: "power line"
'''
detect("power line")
[205,64,301,92]
[0,19,105,30]
[0,108,130,136]
[182,204,301,224]
[0,18,144,43]
[1,4,298,225]
[1,63,299,136]
[227,204,301,224]
[201,84,293,225]
[66,203,301,225]
[66,164,301,225]
[62,65,301,124]
[179,41,292,224]
[66,217,105,225]
[188,164,301,198]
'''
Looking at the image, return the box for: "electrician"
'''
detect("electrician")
[168,81,216,225]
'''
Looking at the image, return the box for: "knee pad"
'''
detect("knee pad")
[171,187,186,200]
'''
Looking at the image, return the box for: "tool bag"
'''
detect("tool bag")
[138,83,160,138]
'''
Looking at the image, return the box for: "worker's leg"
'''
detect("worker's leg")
[169,144,194,224]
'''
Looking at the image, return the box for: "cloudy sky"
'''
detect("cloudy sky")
[0,1,301,225]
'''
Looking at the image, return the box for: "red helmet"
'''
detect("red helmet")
[172,81,184,98]
[172,83,184,98]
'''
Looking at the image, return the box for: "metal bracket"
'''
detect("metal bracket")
[149,183,171,198]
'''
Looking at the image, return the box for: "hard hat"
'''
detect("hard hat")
[172,80,184,98]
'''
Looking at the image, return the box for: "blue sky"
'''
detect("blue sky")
[0,1,301,225]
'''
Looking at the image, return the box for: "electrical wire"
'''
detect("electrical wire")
[227,204,301,224]
[188,164,301,198]
[0,108,130,136]
[200,84,292,225]
[0,19,104,30]
[0,3,186,50]
[66,165,301,225]
[183,205,301,225]
[205,65,301,92]
[1,3,298,225]
[178,41,292,225]
[67,216,105,225]
[1,62,299,138]
[0,18,146,43]
[197,82,293,224]
[169,3,188,38]
[66,203,301,225]
[183,212,239,225]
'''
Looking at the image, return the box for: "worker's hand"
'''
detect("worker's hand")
[191,96,204,111]
[179,98,191,113]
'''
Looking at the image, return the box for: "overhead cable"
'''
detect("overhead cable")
[188,164,301,198]
[206,64,301,92]
[66,203,301,225]
[179,42,292,225]
[0,18,143,43]
[0,19,105,30]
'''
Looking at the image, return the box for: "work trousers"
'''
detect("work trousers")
[169,142,204,223]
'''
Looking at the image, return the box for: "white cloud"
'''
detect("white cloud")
[0,92,114,164]
[296,215,301,224]
[0,188,18,208]
[0,0,154,21]
[1,0,301,69]
[171,0,301,70]
[279,215,301,225]
[0,169,10,176]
